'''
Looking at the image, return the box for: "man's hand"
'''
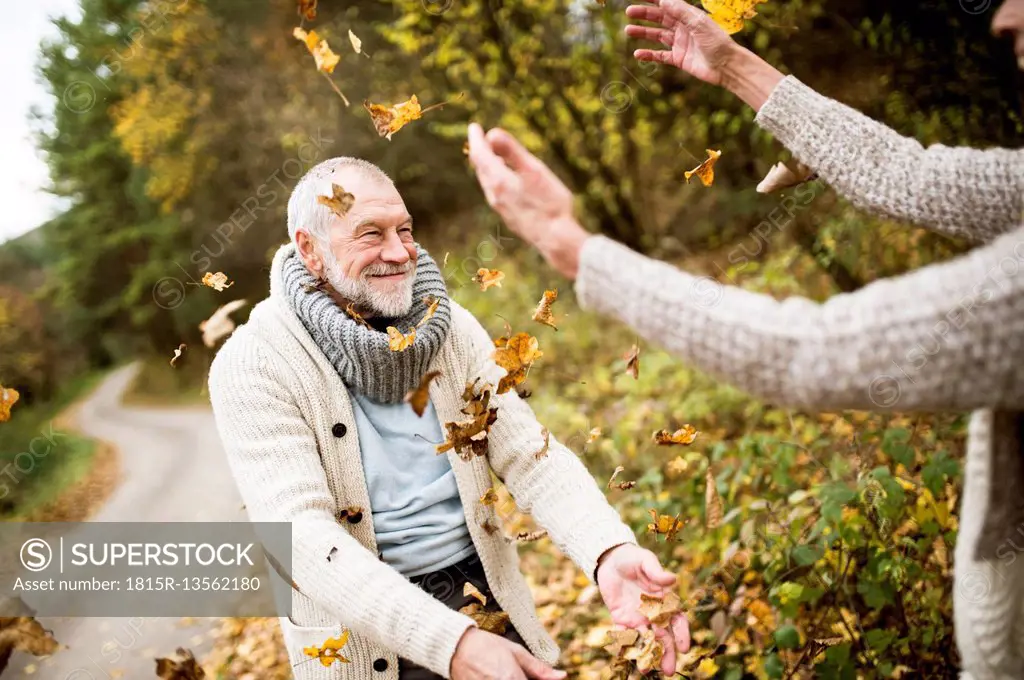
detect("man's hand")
[451,627,567,680]
[596,544,691,675]
[466,123,590,279]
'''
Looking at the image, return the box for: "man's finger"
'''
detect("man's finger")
[624,4,667,24]
[633,48,675,64]
[659,0,710,28]
[671,612,691,653]
[653,625,676,675]
[485,127,537,173]
[624,25,672,46]
[512,645,567,680]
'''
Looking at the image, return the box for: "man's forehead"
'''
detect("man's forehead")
[324,166,409,225]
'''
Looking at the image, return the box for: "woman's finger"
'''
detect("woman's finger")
[633,48,675,64]
[671,612,691,653]
[624,25,673,46]
[659,0,711,28]
[652,625,676,675]
[624,5,666,24]
[639,553,678,589]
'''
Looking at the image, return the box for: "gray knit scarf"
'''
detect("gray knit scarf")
[281,244,451,404]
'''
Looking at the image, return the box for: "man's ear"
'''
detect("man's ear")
[295,231,324,277]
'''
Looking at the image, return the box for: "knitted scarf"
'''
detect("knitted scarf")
[280,244,451,404]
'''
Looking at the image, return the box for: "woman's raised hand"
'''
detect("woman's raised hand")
[625,0,737,85]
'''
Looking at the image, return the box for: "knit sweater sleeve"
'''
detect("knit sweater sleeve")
[207,336,476,679]
[755,76,1024,244]
[453,305,638,583]
[574,230,1024,413]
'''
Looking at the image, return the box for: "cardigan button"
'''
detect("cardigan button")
[332,423,347,438]
[373,658,388,672]
[346,511,363,524]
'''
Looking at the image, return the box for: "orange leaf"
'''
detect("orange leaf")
[472,268,505,291]
[387,326,416,352]
[404,370,441,417]
[653,425,699,446]
[531,289,558,330]
[317,183,355,218]
[302,632,351,667]
[201,271,234,291]
[293,27,340,74]
[296,0,317,21]
[492,332,543,394]
[684,149,722,187]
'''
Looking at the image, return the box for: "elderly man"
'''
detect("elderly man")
[207,157,690,680]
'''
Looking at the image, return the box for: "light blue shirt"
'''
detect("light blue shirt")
[350,393,476,577]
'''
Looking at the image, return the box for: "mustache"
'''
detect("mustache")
[363,261,415,277]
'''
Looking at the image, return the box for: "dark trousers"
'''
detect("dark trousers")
[399,552,527,679]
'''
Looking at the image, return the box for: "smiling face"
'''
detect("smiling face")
[296,167,418,318]
[994,0,1024,69]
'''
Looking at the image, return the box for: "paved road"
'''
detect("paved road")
[8,363,248,679]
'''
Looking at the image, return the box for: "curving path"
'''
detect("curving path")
[8,363,247,679]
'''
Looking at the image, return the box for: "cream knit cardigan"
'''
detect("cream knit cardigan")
[573,77,1024,680]
[208,243,638,680]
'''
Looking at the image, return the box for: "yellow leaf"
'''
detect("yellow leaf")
[472,268,505,291]
[638,591,682,626]
[700,0,768,34]
[531,289,558,330]
[602,628,639,657]
[463,581,488,606]
[363,93,463,140]
[695,657,720,679]
[201,271,234,291]
[647,508,685,541]
[387,326,416,352]
[345,303,374,329]
[317,183,355,218]
[684,149,722,187]
[302,631,351,667]
[705,467,723,529]
[653,425,699,446]
[416,295,440,329]
[459,602,509,634]
[293,27,340,74]
[492,332,543,394]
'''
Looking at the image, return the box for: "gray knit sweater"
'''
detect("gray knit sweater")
[573,76,1024,679]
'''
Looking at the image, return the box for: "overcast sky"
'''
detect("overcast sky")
[1,1,82,244]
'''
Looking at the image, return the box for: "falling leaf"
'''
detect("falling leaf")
[363,93,462,141]
[684,149,722,187]
[199,299,248,348]
[437,385,498,460]
[443,251,451,267]
[606,466,636,490]
[587,427,602,444]
[700,0,769,34]
[653,425,699,446]
[404,370,441,417]
[155,647,206,679]
[515,529,548,542]
[169,343,187,367]
[459,602,510,634]
[647,508,685,541]
[532,289,558,330]
[297,0,317,21]
[479,488,499,506]
[623,343,640,379]
[705,467,723,529]
[492,332,543,394]
[0,386,21,424]
[533,427,550,460]
[293,27,341,74]
[302,632,351,667]
[348,29,362,54]
[0,617,60,671]
[201,272,234,291]
[345,303,374,329]
[387,326,416,352]
[464,582,488,606]
[472,268,505,291]
[756,160,818,194]
[603,629,640,657]
[317,183,355,218]
[638,592,683,627]
[416,295,440,328]
[666,455,689,478]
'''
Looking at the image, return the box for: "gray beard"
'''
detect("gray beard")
[322,255,415,318]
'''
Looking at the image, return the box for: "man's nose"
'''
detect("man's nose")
[380,230,411,263]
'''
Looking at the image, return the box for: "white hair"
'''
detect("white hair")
[286,156,395,250]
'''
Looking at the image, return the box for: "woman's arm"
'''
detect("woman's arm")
[574,229,1024,413]
[625,1,1024,244]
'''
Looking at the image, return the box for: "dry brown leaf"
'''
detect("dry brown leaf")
[623,343,640,380]
[705,467,723,529]
[169,343,187,367]
[463,582,488,606]
[301,632,351,667]
[701,0,769,34]
[472,268,505,291]
[404,370,441,417]
[492,332,543,394]
[345,303,374,329]
[532,289,558,330]
[647,509,686,541]
[317,183,355,218]
[459,602,509,634]
[756,160,818,194]
[638,591,682,627]
[155,647,206,678]
[363,94,462,141]
[603,628,640,657]
[607,466,637,490]
[297,0,317,21]
[653,425,699,446]
[417,295,440,328]
[0,386,21,424]
[293,27,340,74]
[199,299,248,348]
[201,271,234,291]
[623,629,663,674]
[533,427,550,460]
[387,326,416,352]
[336,506,363,522]
[0,617,60,672]
[437,385,498,461]
[684,149,722,187]
[479,488,499,506]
